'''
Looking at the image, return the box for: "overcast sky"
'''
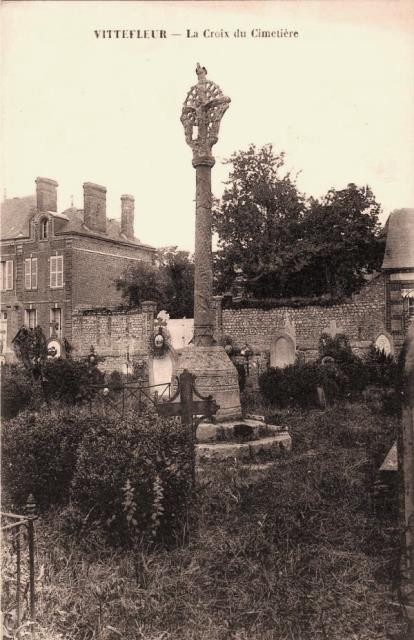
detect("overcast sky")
[1,1,413,250]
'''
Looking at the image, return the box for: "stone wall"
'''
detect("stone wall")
[71,303,155,374]
[216,274,387,365]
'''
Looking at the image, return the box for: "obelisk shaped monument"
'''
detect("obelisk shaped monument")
[177,63,242,420]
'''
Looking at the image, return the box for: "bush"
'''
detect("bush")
[42,358,104,404]
[71,407,194,547]
[1,365,32,419]
[258,358,368,410]
[259,363,325,409]
[319,333,370,398]
[364,345,399,388]
[1,408,94,511]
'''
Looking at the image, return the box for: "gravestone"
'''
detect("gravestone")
[270,333,295,368]
[149,310,174,388]
[375,333,393,356]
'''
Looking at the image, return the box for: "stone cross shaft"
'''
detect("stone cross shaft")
[181,64,231,346]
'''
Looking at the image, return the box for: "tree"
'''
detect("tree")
[158,247,194,318]
[116,247,194,318]
[212,144,306,297]
[213,145,384,299]
[297,184,384,297]
[12,326,48,374]
[116,260,169,310]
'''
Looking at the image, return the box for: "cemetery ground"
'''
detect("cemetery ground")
[2,394,409,640]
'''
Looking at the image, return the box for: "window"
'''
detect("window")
[24,309,37,329]
[50,255,63,288]
[0,260,14,291]
[408,296,414,318]
[50,308,62,338]
[24,258,38,290]
[40,218,49,240]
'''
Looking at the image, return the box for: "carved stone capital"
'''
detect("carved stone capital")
[192,156,215,169]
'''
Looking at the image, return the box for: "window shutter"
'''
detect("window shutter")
[32,259,38,289]
[57,256,63,287]
[6,261,13,290]
[25,259,31,289]
[50,257,56,288]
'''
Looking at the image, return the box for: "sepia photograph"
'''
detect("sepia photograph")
[1,1,414,638]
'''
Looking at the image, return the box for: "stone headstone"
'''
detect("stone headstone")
[270,334,295,368]
[375,333,392,356]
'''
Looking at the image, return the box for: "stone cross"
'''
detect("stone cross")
[181,64,231,346]
[324,319,344,338]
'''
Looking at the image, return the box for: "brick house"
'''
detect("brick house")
[0,177,155,358]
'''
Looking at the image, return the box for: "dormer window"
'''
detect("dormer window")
[40,218,49,239]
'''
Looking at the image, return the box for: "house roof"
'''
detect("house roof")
[1,196,154,250]
[382,208,414,270]
[1,195,36,239]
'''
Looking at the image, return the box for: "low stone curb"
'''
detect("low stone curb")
[196,432,292,463]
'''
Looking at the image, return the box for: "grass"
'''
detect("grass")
[2,401,409,640]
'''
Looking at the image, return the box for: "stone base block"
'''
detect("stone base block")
[174,346,242,420]
[197,432,292,463]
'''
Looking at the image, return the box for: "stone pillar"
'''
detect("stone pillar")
[193,160,215,345]
[213,295,224,344]
[141,300,157,341]
[179,64,241,419]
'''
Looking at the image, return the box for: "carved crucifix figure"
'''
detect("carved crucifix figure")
[181,64,231,346]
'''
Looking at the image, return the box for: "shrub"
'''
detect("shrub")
[71,407,194,547]
[364,345,399,388]
[1,364,32,420]
[42,357,104,404]
[259,363,324,409]
[1,407,94,511]
[258,357,368,409]
[319,333,370,398]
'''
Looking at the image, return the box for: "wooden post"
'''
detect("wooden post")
[399,322,414,628]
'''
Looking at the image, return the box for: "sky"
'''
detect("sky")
[1,0,414,251]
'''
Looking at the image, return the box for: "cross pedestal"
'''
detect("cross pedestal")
[174,346,242,420]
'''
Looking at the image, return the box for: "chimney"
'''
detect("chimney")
[83,182,107,233]
[35,177,58,212]
[121,194,135,240]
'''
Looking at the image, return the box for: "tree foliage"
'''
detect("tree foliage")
[213,144,306,298]
[213,144,384,299]
[116,247,194,318]
[12,326,48,372]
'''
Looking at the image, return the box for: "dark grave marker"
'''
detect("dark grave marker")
[156,368,220,485]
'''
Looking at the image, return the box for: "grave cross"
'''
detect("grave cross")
[324,319,344,338]
[156,369,219,426]
[156,369,219,487]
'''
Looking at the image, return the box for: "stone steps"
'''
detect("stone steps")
[195,415,292,463]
